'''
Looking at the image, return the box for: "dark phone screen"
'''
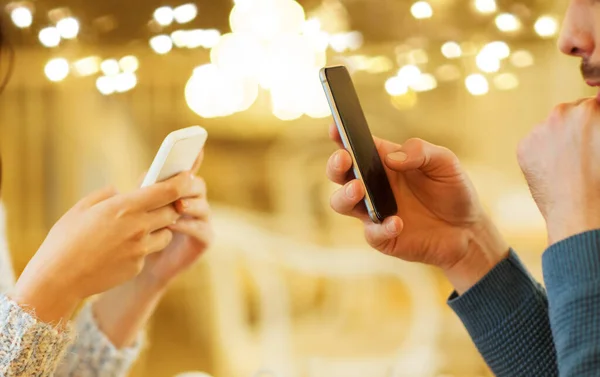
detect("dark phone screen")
[324,66,398,221]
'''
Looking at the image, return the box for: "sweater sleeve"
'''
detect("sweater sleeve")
[543,230,600,376]
[448,250,558,376]
[54,302,144,377]
[0,294,74,377]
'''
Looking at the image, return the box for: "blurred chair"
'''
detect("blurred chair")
[203,207,443,377]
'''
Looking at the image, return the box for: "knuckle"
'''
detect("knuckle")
[131,225,149,241]
[404,138,426,154]
[165,182,182,199]
[549,103,568,122]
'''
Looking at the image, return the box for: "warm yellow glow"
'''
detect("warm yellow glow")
[302,18,321,35]
[535,16,559,38]
[44,58,70,82]
[119,56,139,73]
[174,3,198,24]
[367,56,394,73]
[436,64,461,81]
[150,35,173,54]
[171,30,189,48]
[100,59,120,76]
[475,0,496,14]
[460,41,478,56]
[390,90,418,111]
[11,7,32,28]
[397,65,422,86]
[96,76,115,95]
[465,74,489,96]
[56,17,79,39]
[154,6,174,26]
[210,33,265,79]
[410,73,437,92]
[39,27,61,48]
[202,29,221,48]
[510,50,534,68]
[481,41,510,59]
[186,64,243,118]
[268,34,318,71]
[74,56,100,76]
[114,73,137,93]
[495,13,521,32]
[476,52,500,73]
[441,42,462,59]
[329,32,363,53]
[408,49,428,64]
[229,0,306,41]
[236,78,259,112]
[385,76,409,96]
[411,1,433,19]
[493,73,519,90]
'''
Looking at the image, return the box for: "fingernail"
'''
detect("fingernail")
[388,151,408,162]
[334,151,343,169]
[345,182,357,199]
[386,220,398,234]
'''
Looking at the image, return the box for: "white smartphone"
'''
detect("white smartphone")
[141,126,208,187]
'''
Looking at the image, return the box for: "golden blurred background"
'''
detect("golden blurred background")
[0,0,593,376]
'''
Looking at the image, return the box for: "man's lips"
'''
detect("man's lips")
[586,80,600,87]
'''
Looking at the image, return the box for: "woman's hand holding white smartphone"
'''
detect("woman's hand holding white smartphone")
[142,126,208,187]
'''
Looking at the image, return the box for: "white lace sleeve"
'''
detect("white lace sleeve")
[0,202,15,292]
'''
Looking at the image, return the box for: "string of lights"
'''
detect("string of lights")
[3,0,562,120]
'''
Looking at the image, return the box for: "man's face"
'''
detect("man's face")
[560,0,600,97]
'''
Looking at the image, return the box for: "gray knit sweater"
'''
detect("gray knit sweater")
[0,203,143,376]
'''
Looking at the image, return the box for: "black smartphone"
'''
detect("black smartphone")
[320,65,398,223]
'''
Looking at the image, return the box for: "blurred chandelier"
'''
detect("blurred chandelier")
[185,0,333,121]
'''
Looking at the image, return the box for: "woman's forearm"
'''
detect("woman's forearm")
[92,277,167,348]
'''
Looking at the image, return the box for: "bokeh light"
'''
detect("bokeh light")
[534,16,559,38]
[74,56,100,76]
[39,27,61,48]
[495,13,521,32]
[11,7,33,28]
[465,74,489,95]
[398,65,422,86]
[210,33,265,79]
[96,76,116,95]
[45,58,70,82]
[101,59,120,76]
[411,1,433,19]
[441,42,462,59]
[476,52,501,73]
[119,56,139,73]
[493,73,519,90]
[510,50,534,68]
[150,35,173,54]
[154,6,174,26]
[114,72,137,93]
[229,0,305,41]
[474,0,497,14]
[56,17,79,39]
[174,4,198,24]
[385,76,409,96]
[410,73,438,92]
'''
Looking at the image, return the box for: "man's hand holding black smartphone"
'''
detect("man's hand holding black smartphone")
[326,123,509,295]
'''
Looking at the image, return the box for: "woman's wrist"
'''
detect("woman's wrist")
[13,271,80,325]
